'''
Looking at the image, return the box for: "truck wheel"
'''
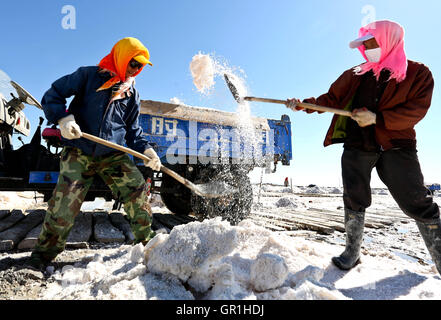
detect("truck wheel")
[160,173,192,216]
[191,167,253,225]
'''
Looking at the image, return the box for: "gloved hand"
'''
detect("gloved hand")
[58,114,82,139]
[351,108,377,127]
[286,98,302,111]
[143,148,161,171]
[286,98,320,113]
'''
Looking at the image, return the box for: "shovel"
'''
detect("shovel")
[80,132,235,198]
[224,74,352,117]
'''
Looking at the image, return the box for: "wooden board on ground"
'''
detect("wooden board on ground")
[152,213,197,231]
[0,210,45,251]
[66,211,93,245]
[0,210,25,232]
[251,211,336,234]
[109,212,135,244]
[93,211,125,243]
[0,210,10,221]
[17,222,42,250]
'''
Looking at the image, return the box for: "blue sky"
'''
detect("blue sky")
[0,0,440,187]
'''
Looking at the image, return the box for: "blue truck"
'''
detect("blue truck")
[136,100,292,222]
[0,75,292,223]
[427,183,440,195]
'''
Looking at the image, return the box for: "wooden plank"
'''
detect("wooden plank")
[0,210,10,221]
[65,241,89,249]
[0,240,13,251]
[170,214,197,224]
[247,217,288,231]
[151,217,171,234]
[152,213,191,230]
[17,213,92,250]
[326,208,399,226]
[250,213,335,234]
[67,211,93,244]
[281,230,318,237]
[295,209,385,229]
[17,223,42,250]
[253,211,342,232]
[93,211,125,243]
[0,210,45,251]
[306,207,395,225]
[109,212,135,244]
[0,210,25,232]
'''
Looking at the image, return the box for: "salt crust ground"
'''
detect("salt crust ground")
[1,188,441,300]
[42,187,441,300]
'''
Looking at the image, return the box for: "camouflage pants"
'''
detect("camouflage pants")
[31,147,155,262]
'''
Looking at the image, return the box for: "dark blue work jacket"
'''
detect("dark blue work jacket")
[41,66,151,156]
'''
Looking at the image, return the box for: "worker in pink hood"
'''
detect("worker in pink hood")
[352,20,408,83]
[287,20,440,275]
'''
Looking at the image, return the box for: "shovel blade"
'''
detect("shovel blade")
[224,74,242,103]
[193,180,238,199]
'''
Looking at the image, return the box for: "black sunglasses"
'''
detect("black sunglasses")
[129,60,144,69]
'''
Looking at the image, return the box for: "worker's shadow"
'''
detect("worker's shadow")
[319,264,429,300]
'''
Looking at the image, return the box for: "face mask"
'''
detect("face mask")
[365,48,382,63]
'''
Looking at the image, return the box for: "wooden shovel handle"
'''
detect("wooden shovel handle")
[80,132,193,189]
[243,96,352,117]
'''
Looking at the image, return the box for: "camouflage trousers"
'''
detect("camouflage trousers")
[31,147,155,262]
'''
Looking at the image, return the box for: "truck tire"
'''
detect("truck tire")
[160,172,192,216]
[191,166,253,225]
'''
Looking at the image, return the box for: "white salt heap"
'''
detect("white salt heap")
[40,203,441,300]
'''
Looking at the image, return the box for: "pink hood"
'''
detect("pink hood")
[354,20,408,82]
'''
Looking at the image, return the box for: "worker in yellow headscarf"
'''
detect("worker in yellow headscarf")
[29,37,161,270]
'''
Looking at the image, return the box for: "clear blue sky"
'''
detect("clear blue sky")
[0,0,440,187]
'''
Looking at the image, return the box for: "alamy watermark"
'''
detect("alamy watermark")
[61,5,76,30]
[146,117,275,167]
[361,4,376,28]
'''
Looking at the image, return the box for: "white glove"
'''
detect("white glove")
[286,98,301,112]
[58,114,82,139]
[143,148,161,171]
[351,108,377,127]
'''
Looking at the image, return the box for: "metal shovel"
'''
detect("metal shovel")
[224,74,352,117]
[81,132,235,198]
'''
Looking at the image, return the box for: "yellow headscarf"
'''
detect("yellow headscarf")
[97,37,152,93]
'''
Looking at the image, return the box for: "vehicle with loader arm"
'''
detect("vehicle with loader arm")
[0,70,292,224]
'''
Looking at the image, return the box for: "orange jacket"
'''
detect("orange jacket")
[303,60,434,150]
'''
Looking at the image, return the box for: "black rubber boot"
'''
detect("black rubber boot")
[25,253,50,272]
[332,209,365,270]
[416,220,441,275]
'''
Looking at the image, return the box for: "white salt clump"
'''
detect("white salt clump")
[330,187,342,194]
[146,217,238,282]
[288,265,324,286]
[144,233,169,263]
[276,197,298,208]
[288,280,349,300]
[305,186,323,194]
[170,97,186,105]
[130,243,145,264]
[250,253,289,292]
[189,53,215,94]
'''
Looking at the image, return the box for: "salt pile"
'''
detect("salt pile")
[275,197,298,208]
[40,213,441,300]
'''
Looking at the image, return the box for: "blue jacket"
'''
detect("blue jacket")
[41,66,152,156]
